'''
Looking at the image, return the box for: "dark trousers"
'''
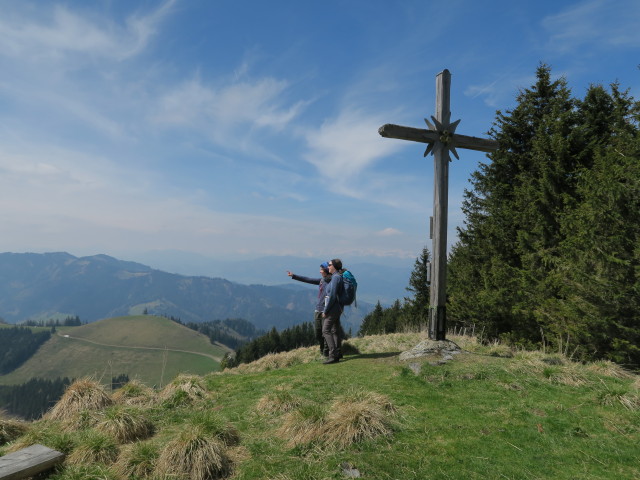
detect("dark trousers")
[314,311,327,355]
[322,313,342,360]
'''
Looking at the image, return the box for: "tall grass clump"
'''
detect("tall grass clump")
[111,379,154,406]
[256,386,302,416]
[114,440,160,479]
[0,417,28,445]
[6,421,75,454]
[45,378,112,422]
[66,428,119,466]
[95,405,154,443]
[277,403,328,447]
[154,411,239,480]
[323,389,397,448]
[158,374,208,407]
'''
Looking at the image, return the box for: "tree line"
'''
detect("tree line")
[169,316,264,350]
[359,246,431,336]
[221,322,322,369]
[447,64,639,367]
[0,377,72,420]
[0,375,130,420]
[22,315,83,327]
[0,327,52,375]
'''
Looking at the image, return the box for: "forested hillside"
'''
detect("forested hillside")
[446,65,639,367]
[0,327,52,374]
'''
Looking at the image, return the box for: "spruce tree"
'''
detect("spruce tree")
[403,246,431,330]
[449,64,585,343]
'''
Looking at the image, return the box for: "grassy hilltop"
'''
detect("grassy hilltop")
[0,316,229,387]
[0,332,638,479]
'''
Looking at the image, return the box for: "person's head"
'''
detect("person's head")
[328,258,342,273]
[320,262,330,276]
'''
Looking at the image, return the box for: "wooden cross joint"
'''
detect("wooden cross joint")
[378,122,498,159]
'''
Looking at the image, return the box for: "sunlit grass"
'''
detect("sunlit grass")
[3,331,639,479]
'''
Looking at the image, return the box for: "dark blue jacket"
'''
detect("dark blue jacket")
[291,274,331,312]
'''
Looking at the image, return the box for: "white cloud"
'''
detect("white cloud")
[542,0,640,53]
[152,75,308,147]
[303,108,404,188]
[376,227,402,236]
[0,1,174,62]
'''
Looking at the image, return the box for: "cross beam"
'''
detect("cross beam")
[378,69,498,340]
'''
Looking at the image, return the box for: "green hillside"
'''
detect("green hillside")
[0,333,638,479]
[0,316,229,387]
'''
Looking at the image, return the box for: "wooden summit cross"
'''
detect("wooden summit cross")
[379,69,498,341]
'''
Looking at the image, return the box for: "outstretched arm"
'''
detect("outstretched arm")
[287,271,321,285]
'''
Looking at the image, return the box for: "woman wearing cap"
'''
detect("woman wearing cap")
[287,262,332,357]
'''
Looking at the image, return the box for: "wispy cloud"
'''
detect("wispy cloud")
[152,75,308,149]
[302,108,403,186]
[0,1,175,62]
[465,72,536,108]
[542,0,640,53]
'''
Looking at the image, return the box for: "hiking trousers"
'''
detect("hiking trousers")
[314,311,328,355]
[322,312,342,360]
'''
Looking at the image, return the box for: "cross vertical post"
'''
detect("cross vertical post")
[378,69,498,341]
[429,70,451,340]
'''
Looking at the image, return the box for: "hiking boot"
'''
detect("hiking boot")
[323,357,339,364]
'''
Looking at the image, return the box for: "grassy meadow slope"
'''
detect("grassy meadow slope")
[0,316,228,387]
[1,333,638,479]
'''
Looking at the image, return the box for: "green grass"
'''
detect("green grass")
[1,333,639,479]
[0,316,227,387]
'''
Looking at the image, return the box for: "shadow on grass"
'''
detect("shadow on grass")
[348,352,400,360]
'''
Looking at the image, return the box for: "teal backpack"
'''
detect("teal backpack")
[339,270,358,306]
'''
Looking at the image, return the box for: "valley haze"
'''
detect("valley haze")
[0,251,416,333]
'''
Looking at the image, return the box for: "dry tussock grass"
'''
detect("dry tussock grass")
[111,379,154,406]
[45,378,112,422]
[324,390,397,448]
[277,403,328,447]
[154,424,233,480]
[277,389,397,449]
[95,405,154,443]
[228,348,319,375]
[349,332,426,354]
[66,429,119,466]
[0,417,28,445]
[585,360,635,380]
[158,374,208,405]
[256,386,302,416]
[113,439,160,479]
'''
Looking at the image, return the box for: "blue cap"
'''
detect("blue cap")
[320,262,330,271]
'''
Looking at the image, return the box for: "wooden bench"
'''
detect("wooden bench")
[0,444,64,480]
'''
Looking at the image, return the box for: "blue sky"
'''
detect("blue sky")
[1,0,639,270]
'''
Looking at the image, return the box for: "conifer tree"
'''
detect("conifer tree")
[403,246,430,330]
[449,65,586,342]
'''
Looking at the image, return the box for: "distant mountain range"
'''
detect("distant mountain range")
[0,252,372,332]
[128,250,415,305]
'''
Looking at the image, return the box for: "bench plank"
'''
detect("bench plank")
[0,444,64,480]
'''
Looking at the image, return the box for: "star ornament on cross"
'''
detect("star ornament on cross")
[423,113,462,160]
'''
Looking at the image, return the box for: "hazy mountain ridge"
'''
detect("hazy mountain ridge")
[0,252,371,331]
[131,250,415,304]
